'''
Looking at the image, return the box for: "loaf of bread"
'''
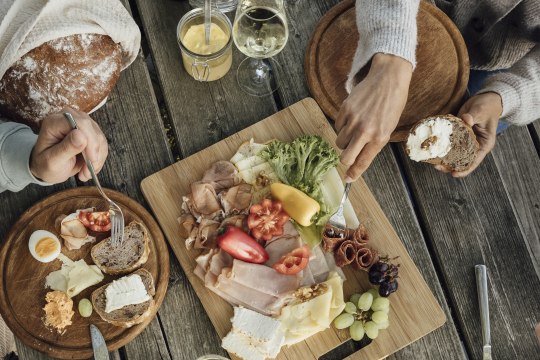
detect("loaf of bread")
[0,33,122,129]
[91,268,156,328]
[406,114,479,172]
[91,221,150,275]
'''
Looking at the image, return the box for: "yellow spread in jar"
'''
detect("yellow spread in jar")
[43,291,74,334]
[180,23,232,81]
[35,237,59,258]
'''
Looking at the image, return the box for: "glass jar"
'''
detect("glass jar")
[177,8,233,82]
[189,0,238,13]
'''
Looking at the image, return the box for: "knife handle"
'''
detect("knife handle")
[475,264,490,346]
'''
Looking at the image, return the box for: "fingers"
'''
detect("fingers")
[340,131,368,167]
[345,141,384,182]
[45,129,87,167]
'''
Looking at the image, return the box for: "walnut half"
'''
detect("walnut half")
[421,135,438,150]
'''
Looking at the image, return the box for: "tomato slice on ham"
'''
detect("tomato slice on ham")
[247,199,289,241]
[78,210,112,232]
[272,245,310,275]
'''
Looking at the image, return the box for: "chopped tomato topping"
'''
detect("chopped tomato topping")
[78,210,111,232]
[247,199,289,241]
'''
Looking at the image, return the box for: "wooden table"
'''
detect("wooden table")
[2,0,539,359]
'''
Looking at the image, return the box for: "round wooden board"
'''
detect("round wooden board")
[305,0,470,142]
[0,187,170,359]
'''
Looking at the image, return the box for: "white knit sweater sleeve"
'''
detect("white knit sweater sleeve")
[346,0,420,92]
[479,44,540,126]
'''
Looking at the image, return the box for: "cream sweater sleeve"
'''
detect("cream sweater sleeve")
[479,44,540,126]
[346,0,420,92]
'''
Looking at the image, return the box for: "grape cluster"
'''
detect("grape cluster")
[368,258,399,297]
[333,289,390,341]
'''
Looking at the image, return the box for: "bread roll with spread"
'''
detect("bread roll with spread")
[0,0,141,127]
[406,115,479,172]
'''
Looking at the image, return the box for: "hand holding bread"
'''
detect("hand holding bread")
[29,108,108,184]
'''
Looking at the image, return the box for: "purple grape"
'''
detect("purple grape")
[368,270,385,285]
[379,280,398,297]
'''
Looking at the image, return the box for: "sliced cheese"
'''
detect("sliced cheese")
[279,272,345,345]
[45,254,104,297]
[234,155,266,171]
[105,274,151,313]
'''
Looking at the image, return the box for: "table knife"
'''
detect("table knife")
[90,324,109,360]
[475,265,491,360]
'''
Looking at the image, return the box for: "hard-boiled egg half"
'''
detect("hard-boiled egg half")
[28,230,61,263]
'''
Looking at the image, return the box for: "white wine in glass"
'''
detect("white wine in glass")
[233,0,288,96]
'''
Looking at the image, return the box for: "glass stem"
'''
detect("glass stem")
[253,58,266,83]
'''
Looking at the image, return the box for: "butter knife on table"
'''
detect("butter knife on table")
[475,265,491,360]
[90,324,110,360]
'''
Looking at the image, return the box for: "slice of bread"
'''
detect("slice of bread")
[91,221,150,275]
[91,268,156,328]
[407,115,479,172]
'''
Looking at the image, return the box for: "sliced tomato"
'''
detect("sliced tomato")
[272,245,310,275]
[247,198,289,241]
[78,210,111,232]
[217,225,269,264]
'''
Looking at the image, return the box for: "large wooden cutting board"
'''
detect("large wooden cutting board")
[0,187,170,359]
[305,0,469,142]
[141,98,446,359]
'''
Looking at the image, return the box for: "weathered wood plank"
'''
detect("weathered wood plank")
[398,142,540,359]
[491,126,540,277]
[157,255,227,359]
[135,0,278,158]
[16,339,122,360]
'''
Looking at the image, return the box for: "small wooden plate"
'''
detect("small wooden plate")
[0,187,170,359]
[305,0,469,142]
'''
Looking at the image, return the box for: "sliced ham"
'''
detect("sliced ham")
[300,266,316,287]
[264,235,303,267]
[191,182,222,216]
[225,260,300,297]
[202,161,241,191]
[219,183,252,215]
[308,245,330,283]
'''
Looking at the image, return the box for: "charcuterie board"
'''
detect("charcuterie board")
[141,98,446,359]
[0,187,169,359]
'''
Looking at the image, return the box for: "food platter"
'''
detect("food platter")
[0,187,169,359]
[305,0,469,142]
[141,98,446,360]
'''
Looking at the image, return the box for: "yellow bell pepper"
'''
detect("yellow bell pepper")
[270,183,320,227]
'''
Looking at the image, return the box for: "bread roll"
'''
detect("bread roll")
[0,34,122,129]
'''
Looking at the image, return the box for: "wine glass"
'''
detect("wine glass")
[232,0,289,96]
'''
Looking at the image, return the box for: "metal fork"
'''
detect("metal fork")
[327,182,352,230]
[64,112,125,246]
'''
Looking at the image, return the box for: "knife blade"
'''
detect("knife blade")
[90,324,109,360]
[475,265,491,360]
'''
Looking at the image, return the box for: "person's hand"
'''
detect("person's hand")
[29,108,108,183]
[336,53,413,182]
[435,92,502,177]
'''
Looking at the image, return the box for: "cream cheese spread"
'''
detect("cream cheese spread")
[105,274,151,313]
[407,118,453,161]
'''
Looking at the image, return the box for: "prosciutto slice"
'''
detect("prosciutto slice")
[351,225,369,246]
[224,260,300,296]
[202,161,241,191]
[352,247,378,271]
[334,240,357,267]
[321,224,348,252]
[191,182,222,216]
[219,183,252,215]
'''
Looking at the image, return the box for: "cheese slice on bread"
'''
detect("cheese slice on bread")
[91,221,150,275]
[91,268,155,328]
[406,114,479,172]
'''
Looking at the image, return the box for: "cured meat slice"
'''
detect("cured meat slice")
[202,161,241,191]
[321,224,348,253]
[219,183,253,215]
[352,247,378,271]
[264,236,302,267]
[334,240,357,267]
[351,224,369,245]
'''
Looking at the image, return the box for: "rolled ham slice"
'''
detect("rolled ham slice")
[334,240,357,267]
[59,213,95,250]
[225,260,300,297]
[351,225,369,246]
[352,247,378,271]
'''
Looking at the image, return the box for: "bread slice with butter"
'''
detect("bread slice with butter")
[91,268,155,328]
[91,221,150,275]
[406,114,479,172]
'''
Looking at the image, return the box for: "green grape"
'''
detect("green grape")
[349,293,362,306]
[334,313,355,329]
[371,297,390,312]
[367,288,379,299]
[376,319,390,330]
[344,302,357,314]
[364,321,379,339]
[78,298,93,318]
[371,311,389,324]
[357,292,373,311]
[349,321,365,341]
